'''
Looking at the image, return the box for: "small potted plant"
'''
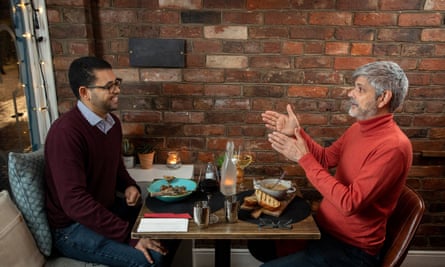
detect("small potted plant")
[122,138,135,168]
[136,143,156,169]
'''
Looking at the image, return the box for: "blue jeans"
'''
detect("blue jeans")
[260,233,380,267]
[53,223,165,267]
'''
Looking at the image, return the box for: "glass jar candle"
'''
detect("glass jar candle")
[166,151,181,169]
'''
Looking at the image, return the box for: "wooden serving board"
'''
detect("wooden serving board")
[240,191,298,218]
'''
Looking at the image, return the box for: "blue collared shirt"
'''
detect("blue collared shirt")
[77,101,115,134]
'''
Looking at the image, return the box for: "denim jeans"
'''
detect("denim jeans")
[260,233,380,267]
[53,222,165,267]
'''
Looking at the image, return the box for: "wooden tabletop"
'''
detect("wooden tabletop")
[131,188,320,240]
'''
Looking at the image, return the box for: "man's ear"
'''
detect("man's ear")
[378,90,392,108]
[79,86,90,101]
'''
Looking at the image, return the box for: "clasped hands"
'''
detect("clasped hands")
[261,104,308,162]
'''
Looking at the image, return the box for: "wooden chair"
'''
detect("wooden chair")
[380,185,425,267]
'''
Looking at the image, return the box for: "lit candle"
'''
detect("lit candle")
[166,151,181,169]
[223,177,235,186]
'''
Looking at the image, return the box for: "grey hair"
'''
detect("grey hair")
[352,61,409,112]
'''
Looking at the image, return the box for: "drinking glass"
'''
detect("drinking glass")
[232,145,253,190]
[198,165,219,224]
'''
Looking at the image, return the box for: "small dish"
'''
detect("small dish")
[147,178,197,203]
[254,178,296,200]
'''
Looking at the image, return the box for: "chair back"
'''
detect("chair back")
[380,185,425,267]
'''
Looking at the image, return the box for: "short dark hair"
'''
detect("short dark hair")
[68,56,112,99]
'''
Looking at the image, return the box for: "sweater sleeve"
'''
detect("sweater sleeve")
[297,126,409,216]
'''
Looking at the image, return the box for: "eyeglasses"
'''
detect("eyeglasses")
[87,78,122,92]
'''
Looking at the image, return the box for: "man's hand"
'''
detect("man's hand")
[125,186,140,206]
[261,104,300,136]
[134,238,167,264]
[268,128,309,162]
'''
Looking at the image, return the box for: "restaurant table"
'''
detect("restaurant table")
[131,185,321,267]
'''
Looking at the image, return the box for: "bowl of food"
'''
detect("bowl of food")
[253,178,296,200]
[147,178,197,202]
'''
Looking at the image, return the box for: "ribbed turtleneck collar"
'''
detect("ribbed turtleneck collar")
[358,114,394,135]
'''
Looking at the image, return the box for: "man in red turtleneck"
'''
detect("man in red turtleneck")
[253,61,412,267]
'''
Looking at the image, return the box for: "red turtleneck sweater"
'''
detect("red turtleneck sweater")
[298,114,412,255]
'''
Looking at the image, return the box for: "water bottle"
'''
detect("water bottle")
[205,162,216,180]
[220,141,237,196]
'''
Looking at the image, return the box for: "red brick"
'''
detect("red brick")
[185,54,205,67]
[282,41,304,54]
[303,70,345,84]
[264,70,303,84]
[351,43,373,56]
[225,70,262,83]
[288,86,329,98]
[114,0,139,8]
[244,41,262,53]
[378,29,421,42]
[247,0,291,9]
[290,26,335,39]
[354,13,397,26]
[335,28,375,41]
[413,115,445,127]
[291,0,335,9]
[183,69,225,82]
[297,57,332,69]
[430,128,445,139]
[223,11,263,24]
[304,41,324,54]
[122,123,145,135]
[184,125,225,136]
[419,59,445,71]
[336,0,378,10]
[264,11,307,25]
[425,101,445,113]
[263,41,282,53]
[379,0,422,10]
[421,29,445,42]
[46,9,61,23]
[325,42,349,55]
[378,43,403,56]
[122,111,162,123]
[164,112,193,123]
[249,27,289,39]
[214,99,250,110]
[161,26,203,38]
[399,13,442,26]
[334,57,375,70]
[309,12,352,25]
[163,83,204,95]
[204,85,241,96]
[402,44,434,57]
[140,10,180,24]
[250,56,291,69]
[204,0,245,9]
[406,73,431,86]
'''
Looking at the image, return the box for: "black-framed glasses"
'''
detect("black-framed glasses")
[87,78,122,92]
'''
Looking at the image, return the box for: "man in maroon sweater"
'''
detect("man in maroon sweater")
[45,56,176,266]
[251,61,412,267]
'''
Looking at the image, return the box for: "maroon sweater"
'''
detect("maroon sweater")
[44,107,137,243]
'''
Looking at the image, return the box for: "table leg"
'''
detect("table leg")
[215,240,231,267]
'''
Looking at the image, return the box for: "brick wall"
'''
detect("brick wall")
[45,0,444,250]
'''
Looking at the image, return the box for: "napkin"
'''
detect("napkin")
[144,213,191,219]
[137,218,189,232]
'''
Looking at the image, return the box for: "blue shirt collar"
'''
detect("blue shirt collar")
[77,100,115,134]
